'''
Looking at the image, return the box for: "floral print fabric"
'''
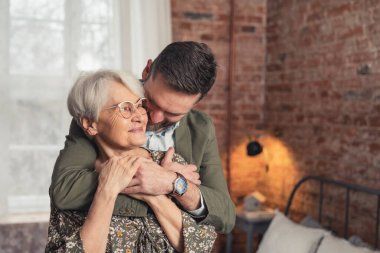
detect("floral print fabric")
[45,151,217,253]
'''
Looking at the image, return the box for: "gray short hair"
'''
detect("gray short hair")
[67,69,144,124]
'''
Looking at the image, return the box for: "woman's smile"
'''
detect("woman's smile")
[128,126,144,133]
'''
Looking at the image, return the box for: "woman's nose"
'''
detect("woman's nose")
[130,109,144,121]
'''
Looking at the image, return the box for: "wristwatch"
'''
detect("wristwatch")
[170,172,188,196]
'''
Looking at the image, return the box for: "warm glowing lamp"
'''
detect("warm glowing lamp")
[246,139,263,156]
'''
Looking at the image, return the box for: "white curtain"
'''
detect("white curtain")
[0,0,171,216]
[119,0,172,77]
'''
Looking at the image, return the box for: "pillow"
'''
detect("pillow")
[316,234,380,253]
[300,215,323,229]
[349,235,373,249]
[257,210,329,253]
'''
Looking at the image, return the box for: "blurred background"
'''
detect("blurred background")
[0,0,171,216]
[0,0,172,251]
[1,0,380,252]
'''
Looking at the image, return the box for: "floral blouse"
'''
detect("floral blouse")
[45,151,217,253]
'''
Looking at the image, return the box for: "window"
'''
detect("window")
[0,0,172,215]
[0,0,121,214]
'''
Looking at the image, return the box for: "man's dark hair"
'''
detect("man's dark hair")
[150,41,217,99]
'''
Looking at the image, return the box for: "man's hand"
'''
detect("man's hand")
[161,147,201,185]
[122,159,177,195]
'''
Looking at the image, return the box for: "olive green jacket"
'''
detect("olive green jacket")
[50,110,235,233]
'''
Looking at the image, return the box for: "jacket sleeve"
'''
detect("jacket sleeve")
[50,119,136,214]
[197,119,236,234]
[49,120,99,210]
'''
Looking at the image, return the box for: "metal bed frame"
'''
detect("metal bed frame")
[284,176,380,249]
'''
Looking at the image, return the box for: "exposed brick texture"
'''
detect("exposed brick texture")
[172,0,232,166]
[172,1,267,251]
[172,0,380,251]
[265,0,380,245]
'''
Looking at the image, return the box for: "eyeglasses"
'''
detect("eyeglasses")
[103,98,147,119]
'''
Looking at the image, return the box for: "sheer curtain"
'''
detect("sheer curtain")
[120,0,172,76]
[0,0,171,216]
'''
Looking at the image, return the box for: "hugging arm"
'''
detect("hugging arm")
[79,156,141,253]
[47,156,141,253]
[50,120,134,212]
[196,123,236,234]
[51,118,235,234]
[50,125,97,210]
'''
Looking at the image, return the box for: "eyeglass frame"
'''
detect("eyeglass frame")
[103,97,148,119]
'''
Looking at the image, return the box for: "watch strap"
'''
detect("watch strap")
[170,172,187,196]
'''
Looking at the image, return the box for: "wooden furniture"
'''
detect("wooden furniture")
[226,208,274,253]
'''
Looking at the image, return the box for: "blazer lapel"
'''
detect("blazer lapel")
[174,117,193,164]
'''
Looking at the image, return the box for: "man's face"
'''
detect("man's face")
[143,72,201,132]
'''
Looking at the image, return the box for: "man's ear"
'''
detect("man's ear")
[142,59,153,81]
[80,117,98,136]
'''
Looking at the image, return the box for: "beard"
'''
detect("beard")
[146,119,176,132]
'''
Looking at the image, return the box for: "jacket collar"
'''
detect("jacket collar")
[174,115,192,164]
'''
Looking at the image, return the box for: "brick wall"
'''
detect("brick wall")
[171,0,267,251]
[172,0,380,251]
[171,0,267,191]
[265,0,380,244]
[172,0,232,162]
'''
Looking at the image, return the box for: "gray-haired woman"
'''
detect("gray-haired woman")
[45,70,216,252]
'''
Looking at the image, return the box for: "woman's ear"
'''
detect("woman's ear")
[142,59,153,81]
[80,117,98,136]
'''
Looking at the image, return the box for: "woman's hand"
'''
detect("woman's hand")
[80,155,146,253]
[97,155,146,197]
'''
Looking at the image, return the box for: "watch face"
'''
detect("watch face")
[175,177,188,195]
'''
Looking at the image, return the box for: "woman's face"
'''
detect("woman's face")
[95,81,148,151]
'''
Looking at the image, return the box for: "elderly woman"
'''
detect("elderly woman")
[46,70,216,252]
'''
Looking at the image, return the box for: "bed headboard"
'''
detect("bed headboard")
[284,175,380,249]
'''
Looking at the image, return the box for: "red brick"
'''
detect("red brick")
[369,143,380,154]
[172,0,380,249]
[267,84,292,93]
[307,12,323,23]
[217,14,230,22]
[247,16,264,25]
[347,51,376,64]
[369,117,380,127]
[179,22,191,30]
[267,63,283,72]
[339,26,364,41]
[327,3,352,18]
[200,33,214,41]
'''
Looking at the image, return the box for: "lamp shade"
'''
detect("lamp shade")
[247,141,263,156]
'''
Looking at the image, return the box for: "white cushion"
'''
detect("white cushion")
[349,235,373,249]
[316,234,380,253]
[257,210,329,253]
